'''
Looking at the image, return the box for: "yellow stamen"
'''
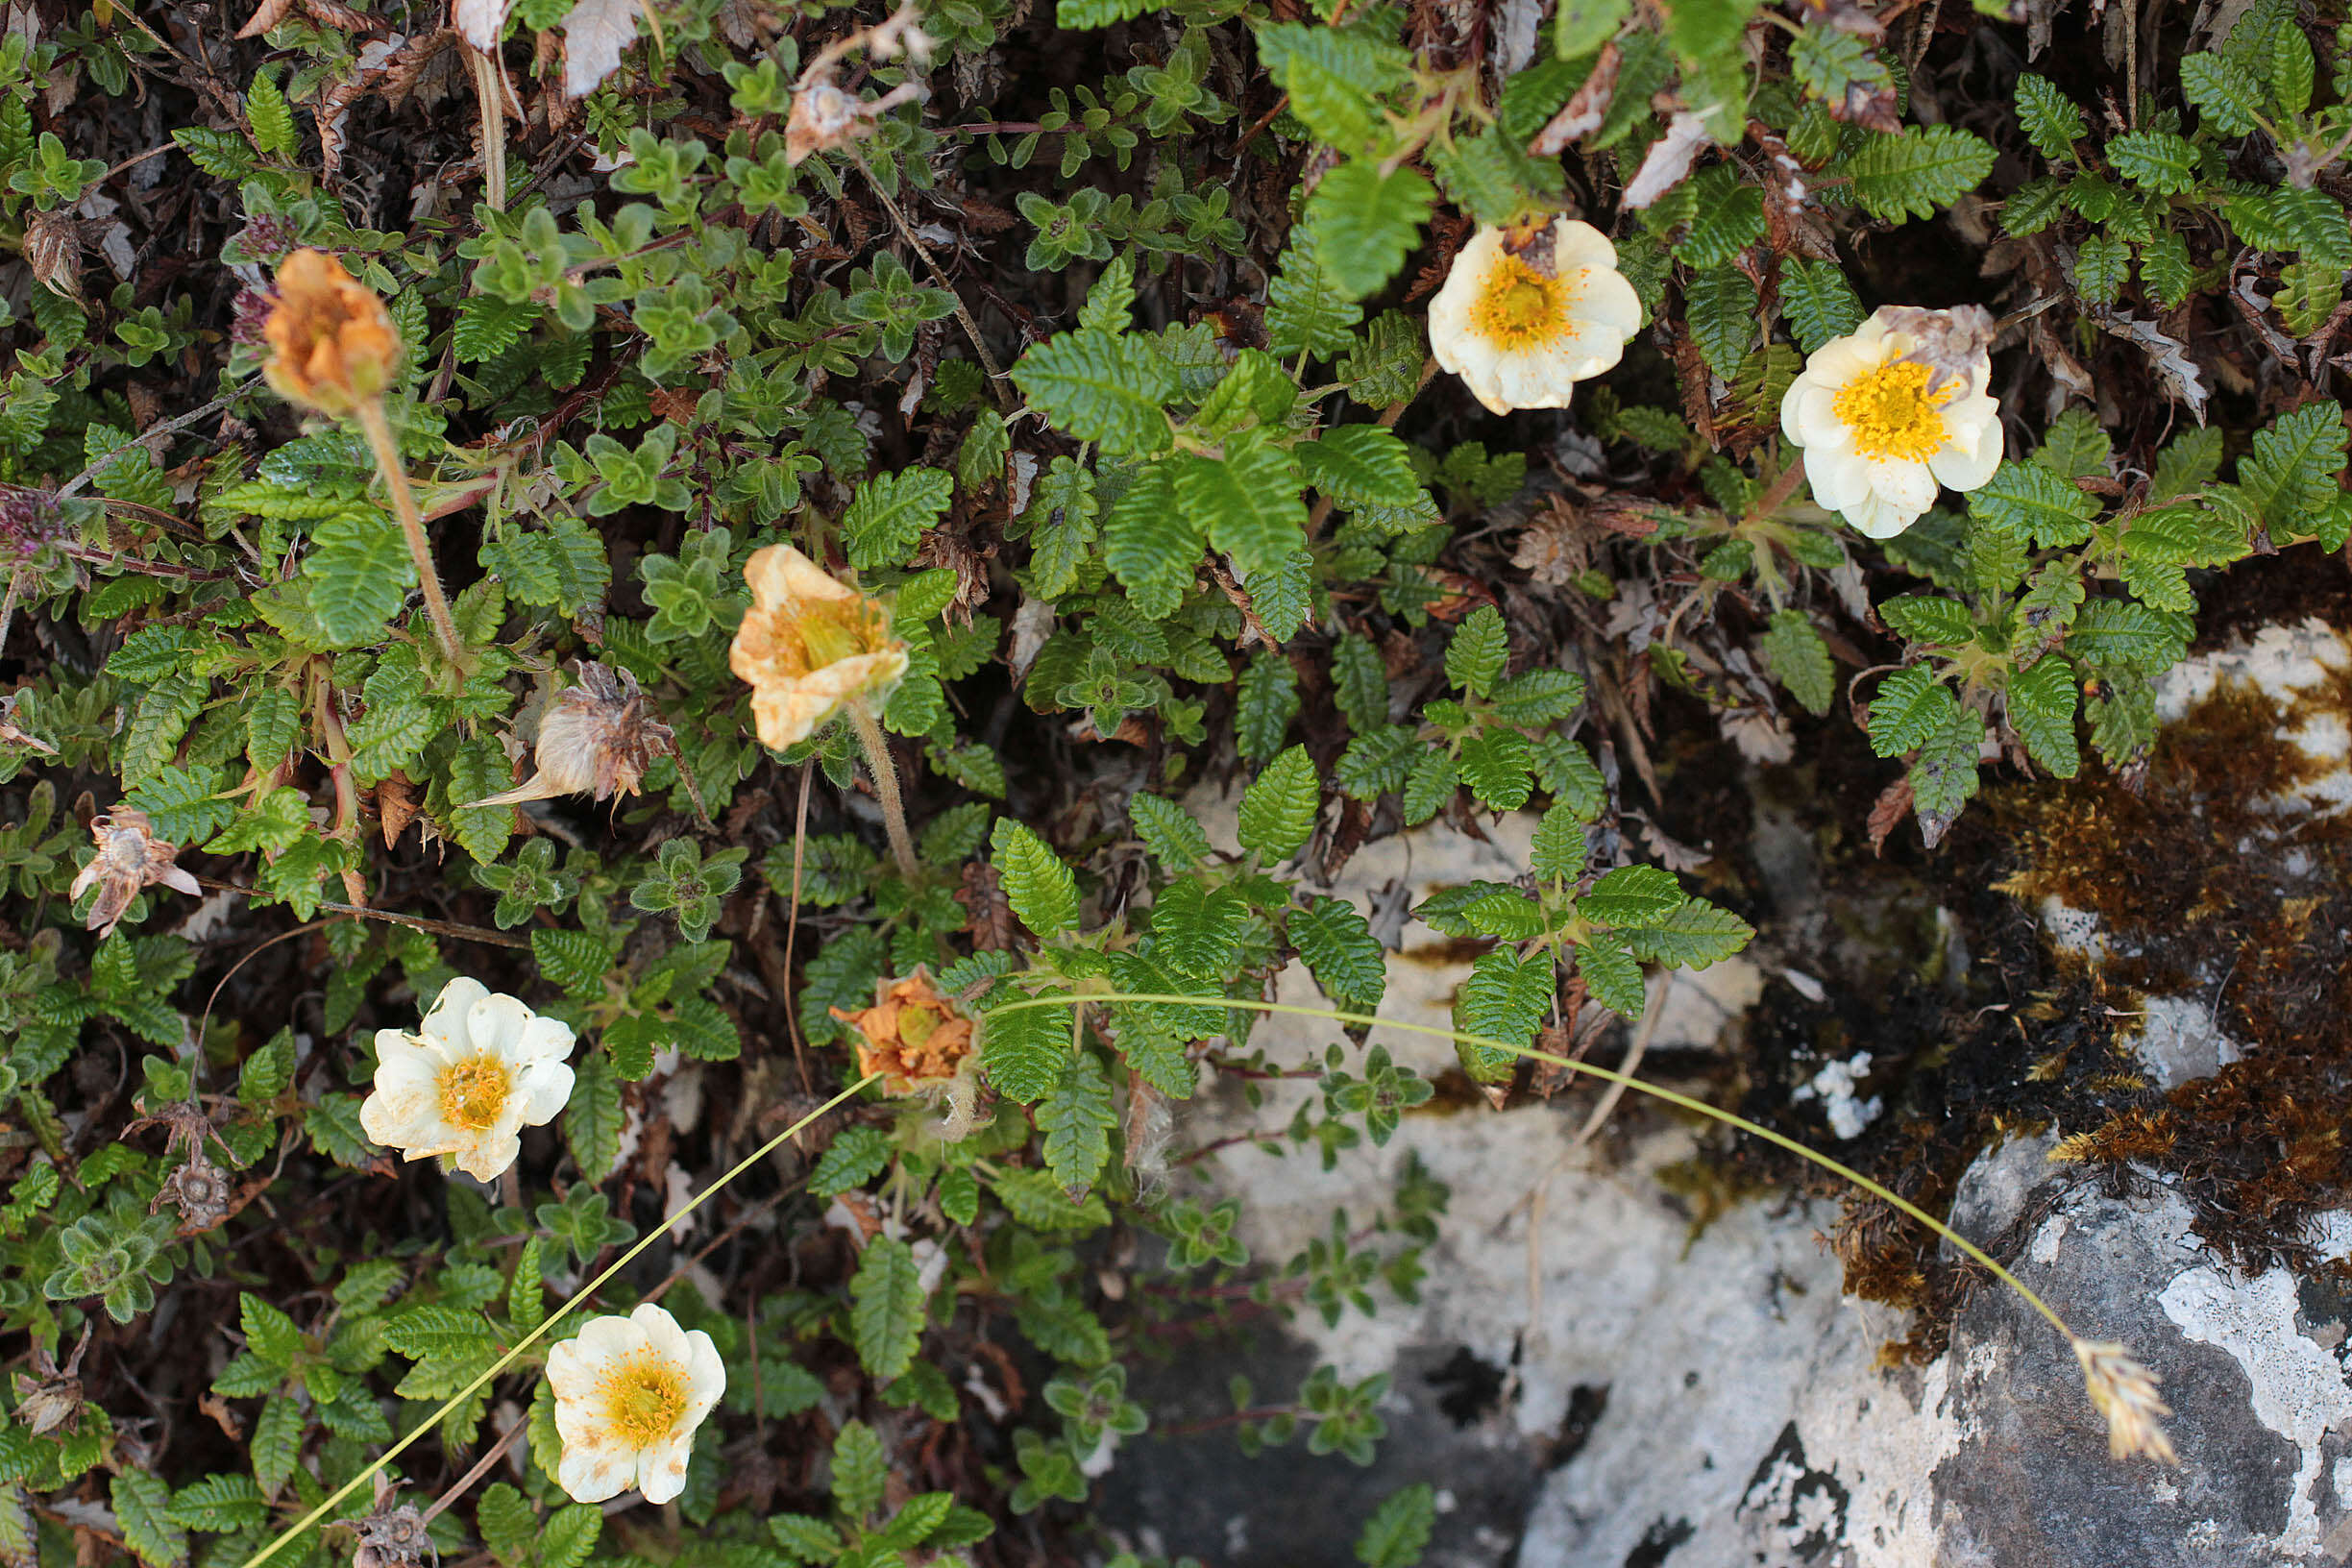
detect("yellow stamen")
[1831,359,1956,462]
[1467,253,1578,354]
[600,1357,689,1447]
[436,1057,511,1132]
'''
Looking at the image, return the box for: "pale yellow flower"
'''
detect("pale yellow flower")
[262,249,402,419]
[359,978,576,1182]
[1780,305,2004,540]
[546,1304,725,1504]
[728,546,909,749]
[1428,218,1643,416]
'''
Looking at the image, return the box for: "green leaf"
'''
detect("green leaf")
[1968,459,2099,547]
[990,819,1081,937]
[567,1052,623,1181]
[2070,233,2129,306]
[2033,407,2113,480]
[810,1124,894,1198]
[833,1421,890,1521]
[1579,864,1686,926]
[112,1471,186,1568]
[1101,462,1200,619]
[1684,266,1758,378]
[240,1291,305,1367]
[1011,329,1176,455]
[250,1395,305,1499]
[1290,895,1385,1014]
[1622,900,1755,968]
[541,1507,601,1568]
[1444,606,1507,698]
[1556,0,1629,56]
[1175,430,1309,580]
[306,508,416,647]
[1152,880,1248,978]
[168,1475,265,1534]
[1300,425,1427,509]
[1457,728,1533,810]
[2015,73,2085,159]
[1841,125,1996,222]
[1355,1484,1436,1568]
[1575,934,1646,1017]
[2007,656,2080,777]
[1452,947,1553,1082]
[1866,666,1955,756]
[1129,790,1213,870]
[1907,703,1983,846]
[1040,1054,1117,1194]
[1332,633,1390,733]
[848,1237,926,1382]
[1265,232,1364,359]
[980,988,1072,1103]
[1236,650,1301,763]
[2107,131,2201,194]
[1236,745,1321,860]
[844,467,953,572]
[1759,609,1835,715]
[2240,402,2348,532]
[1877,595,1976,647]
[2181,50,2264,135]
[245,70,298,159]
[1780,259,1864,354]
[1306,160,1436,301]
[2068,599,2190,673]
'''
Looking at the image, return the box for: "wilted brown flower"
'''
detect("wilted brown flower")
[70,808,201,939]
[832,968,977,1095]
[153,1151,237,1237]
[465,662,676,808]
[12,1327,88,1436]
[729,546,909,750]
[2071,1336,2176,1463]
[783,4,932,165]
[337,1476,437,1568]
[261,248,402,418]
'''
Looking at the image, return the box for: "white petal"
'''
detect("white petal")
[1805,331,1881,388]
[515,1062,576,1125]
[1791,385,1850,453]
[1864,457,1938,515]
[547,1337,614,1401]
[1807,449,1874,512]
[1550,218,1619,275]
[558,1435,640,1505]
[629,1303,691,1360]
[423,978,491,1045]
[680,1330,727,1416]
[468,992,535,1057]
[449,1128,521,1183]
[1929,419,2004,493]
[512,1016,576,1066]
[1568,265,1642,339]
[633,1434,694,1505]
[1845,492,1923,539]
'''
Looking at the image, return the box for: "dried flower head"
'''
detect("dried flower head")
[1428,217,1643,415]
[261,248,402,418]
[12,1327,89,1436]
[728,545,910,750]
[546,1303,725,1504]
[350,1503,435,1568]
[359,977,577,1182]
[782,3,932,164]
[832,968,977,1093]
[1780,304,2003,539]
[2071,1336,2176,1464]
[466,662,676,808]
[153,1151,236,1237]
[70,808,201,939]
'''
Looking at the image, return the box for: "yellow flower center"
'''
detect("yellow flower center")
[1467,253,1578,353]
[1830,359,1956,462]
[436,1056,511,1132]
[772,599,887,677]
[600,1357,690,1448]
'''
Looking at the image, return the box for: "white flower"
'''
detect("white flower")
[546,1303,725,1504]
[1780,305,2005,540]
[1428,218,1643,416]
[359,978,576,1182]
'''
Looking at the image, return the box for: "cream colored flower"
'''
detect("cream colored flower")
[728,545,909,749]
[1428,218,1643,416]
[2071,1336,2176,1464]
[546,1303,725,1504]
[359,978,576,1182]
[1779,305,2004,540]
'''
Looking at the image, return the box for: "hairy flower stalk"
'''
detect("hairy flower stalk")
[262,249,467,671]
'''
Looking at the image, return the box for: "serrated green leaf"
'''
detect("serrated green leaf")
[1780,259,1864,354]
[1040,1054,1116,1195]
[1011,329,1176,455]
[1866,665,1956,756]
[1151,880,1248,977]
[1306,159,1435,300]
[1907,703,1983,846]
[848,1237,926,1381]
[2007,656,2080,777]
[990,819,1081,937]
[1237,745,1320,860]
[2240,402,2348,532]
[1175,430,1309,580]
[844,467,953,572]
[1623,900,1754,968]
[1289,895,1385,1014]
[980,988,1072,1103]
[1685,266,1758,377]
[1355,1484,1436,1568]
[1580,864,1686,926]
[1101,462,1199,619]
[306,508,416,647]
[1841,125,1996,222]
[1760,608,1836,715]
[2181,51,2264,135]
[114,1473,186,1568]
[1575,934,1646,1017]
[1968,459,2099,547]
[1444,606,1508,697]
[1129,790,1213,870]
[1452,946,1553,1082]
[2015,73,2085,159]
[1877,595,1975,647]
[2108,130,2201,194]
[1457,727,1533,810]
